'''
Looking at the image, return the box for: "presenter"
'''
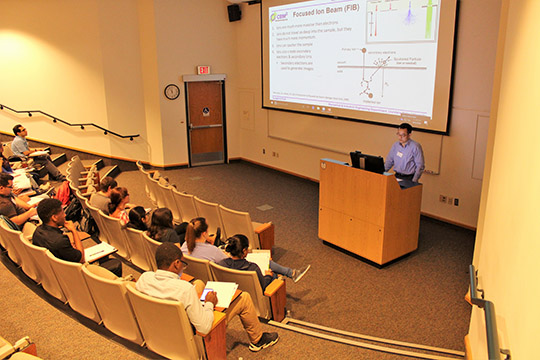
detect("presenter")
[384,123,425,182]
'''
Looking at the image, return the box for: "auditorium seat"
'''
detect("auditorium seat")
[147,176,167,209]
[193,197,227,240]
[219,205,275,250]
[4,228,41,284]
[182,254,215,284]
[81,264,144,345]
[85,203,109,244]
[125,282,226,360]
[141,232,162,271]
[23,243,67,303]
[46,251,101,323]
[98,212,132,260]
[157,182,182,224]
[124,228,154,272]
[171,189,199,223]
[0,219,24,266]
[209,262,286,321]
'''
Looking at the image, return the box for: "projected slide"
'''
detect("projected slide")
[263,0,456,133]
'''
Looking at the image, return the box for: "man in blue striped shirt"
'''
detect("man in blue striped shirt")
[384,123,425,183]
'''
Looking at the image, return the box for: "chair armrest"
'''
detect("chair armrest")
[264,279,286,322]
[180,273,194,282]
[197,312,227,360]
[255,222,274,250]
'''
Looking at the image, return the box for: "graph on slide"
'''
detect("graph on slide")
[337,47,427,100]
[366,0,439,43]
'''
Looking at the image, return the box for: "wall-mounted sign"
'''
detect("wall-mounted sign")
[202,107,210,117]
[197,66,210,75]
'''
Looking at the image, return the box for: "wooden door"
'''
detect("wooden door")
[185,81,226,166]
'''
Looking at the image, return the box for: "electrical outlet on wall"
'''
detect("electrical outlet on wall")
[440,195,447,203]
[448,197,454,205]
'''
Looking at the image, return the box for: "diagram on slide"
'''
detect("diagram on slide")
[366,0,439,43]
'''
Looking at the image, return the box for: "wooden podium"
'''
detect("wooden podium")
[318,159,422,266]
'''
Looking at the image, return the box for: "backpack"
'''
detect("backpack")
[64,197,82,223]
[79,208,99,235]
[55,181,71,206]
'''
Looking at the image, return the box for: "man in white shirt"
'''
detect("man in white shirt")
[11,124,66,182]
[136,242,279,352]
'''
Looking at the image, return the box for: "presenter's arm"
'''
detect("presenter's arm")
[412,145,425,182]
[384,145,395,172]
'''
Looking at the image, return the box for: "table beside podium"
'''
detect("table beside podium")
[318,159,422,266]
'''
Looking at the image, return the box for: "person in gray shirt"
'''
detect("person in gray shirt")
[89,176,117,213]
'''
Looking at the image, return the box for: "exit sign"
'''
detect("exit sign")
[197,66,210,75]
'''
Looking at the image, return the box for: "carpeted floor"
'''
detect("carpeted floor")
[0,161,475,359]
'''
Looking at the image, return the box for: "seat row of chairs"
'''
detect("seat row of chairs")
[135,160,275,250]
[0,219,227,359]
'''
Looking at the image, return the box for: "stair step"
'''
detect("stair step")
[82,158,104,170]
[100,165,120,179]
[50,153,67,167]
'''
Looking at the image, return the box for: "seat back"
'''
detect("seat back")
[2,141,15,158]
[10,231,40,283]
[23,244,66,302]
[86,203,108,244]
[0,220,23,265]
[193,197,226,239]
[219,205,260,249]
[141,232,161,271]
[158,184,182,223]
[81,264,143,345]
[209,262,271,319]
[147,176,166,209]
[124,228,153,271]
[46,251,101,323]
[183,254,215,283]
[125,283,204,360]
[99,211,131,260]
[171,189,198,223]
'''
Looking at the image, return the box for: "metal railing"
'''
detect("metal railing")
[0,103,139,141]
[469,265,511,360]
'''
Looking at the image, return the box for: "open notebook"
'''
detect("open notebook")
[201,281,238,308]
[246,252,271,273]
[84,242,117,263]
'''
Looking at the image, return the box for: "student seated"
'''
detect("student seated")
[146,208,182,244]
[0,173,37,228]
[107,187,130,225]
[11,124,66,182]
[126,206,148,231]
[136,242,279,352]
[32,198,122,277]
[181,218,310,284]
[89,176,117,213]
[220,234,310,291]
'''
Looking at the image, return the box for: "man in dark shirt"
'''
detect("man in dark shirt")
[33,198,122,276]
[0,173,37,227]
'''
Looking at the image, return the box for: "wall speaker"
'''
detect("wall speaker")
[227,4,241,22]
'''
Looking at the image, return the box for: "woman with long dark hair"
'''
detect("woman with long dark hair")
[147,207,181,244]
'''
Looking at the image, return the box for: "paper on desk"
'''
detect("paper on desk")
[204,281,238,308]
[27,194,49,206]
[85,242,117,263]
[246,252,270,273]
[29,150,49,157]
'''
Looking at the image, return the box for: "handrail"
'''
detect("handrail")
[0,103,139,141]
[469,265,511,360]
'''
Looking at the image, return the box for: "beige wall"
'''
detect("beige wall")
[233,1,501,228]
[0,0,499,228]
[469,1,540,358]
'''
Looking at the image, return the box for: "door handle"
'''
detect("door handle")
[189,124,223,130]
